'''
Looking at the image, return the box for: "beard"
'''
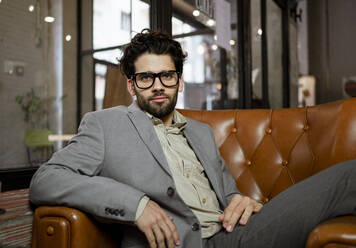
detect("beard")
[134,87,179,119]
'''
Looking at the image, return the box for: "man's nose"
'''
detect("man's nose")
[151,76,164,91]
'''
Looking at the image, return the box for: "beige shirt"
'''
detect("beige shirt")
[135,111,222,238]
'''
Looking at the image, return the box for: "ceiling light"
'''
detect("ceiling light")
[207,19,215,27]
[211,44,218,50]
[44,16,55,23]
[192,10,200,17]
[29,5,35,12]
[65,35,72,41]
[214,35,217,41]
[257,28,263,36]
[229,40,236,45]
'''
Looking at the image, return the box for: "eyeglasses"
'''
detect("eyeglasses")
[131,70,180,89]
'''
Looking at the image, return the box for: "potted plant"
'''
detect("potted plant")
[15,89,53,166]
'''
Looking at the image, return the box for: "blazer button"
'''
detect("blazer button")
[167,187,175,197]
[192,223,200,231]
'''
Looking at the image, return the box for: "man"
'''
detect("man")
[30,29,356,248]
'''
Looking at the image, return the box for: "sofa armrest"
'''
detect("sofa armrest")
[306,216,356,248]
[32,206,120,248]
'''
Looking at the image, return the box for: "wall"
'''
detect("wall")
[0,0,77,169]
[308,0,356,104]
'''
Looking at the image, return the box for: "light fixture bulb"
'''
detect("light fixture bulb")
[207,19,215,27]
[229,40,236,45]
[257,28,263,36]
[29,5,35,12]
[211,44,218,50]
[214,35,217,41]
[65,35,72,41]
[192,10,200,17]
[44,16,55,23]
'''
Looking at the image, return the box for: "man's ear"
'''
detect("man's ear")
[127,79,136,96]
[178,76,183,93]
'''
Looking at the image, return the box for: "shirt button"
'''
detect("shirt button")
[192,223,200,231]
[202,198,206,204]
[167,187,175,197]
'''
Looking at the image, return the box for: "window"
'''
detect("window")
[91,0,149,110]
[121,12,131,31]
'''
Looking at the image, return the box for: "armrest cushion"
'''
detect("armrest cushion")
[306,216,356,248]
[32,206,120,248]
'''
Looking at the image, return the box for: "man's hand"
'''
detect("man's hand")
[136,200,180,248]
[219,194,263,232]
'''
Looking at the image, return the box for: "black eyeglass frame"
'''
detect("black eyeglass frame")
[131,70,181,89]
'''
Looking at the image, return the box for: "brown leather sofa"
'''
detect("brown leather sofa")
[32,98,356,248]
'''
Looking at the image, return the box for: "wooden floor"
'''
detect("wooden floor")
[0,189,33,248]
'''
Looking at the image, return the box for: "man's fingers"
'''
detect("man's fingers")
[225,201,247,231]
[239,205,254,225]
[222,195,265,232]
[158,208,180,246]
[218,213,224,222]
[222,195,243,225]
[152,225,165,248]
[160,221,175,248]
[165,217,180,246]
[145,229,157,248]
[137,200,181,247]
[254,203,263,212]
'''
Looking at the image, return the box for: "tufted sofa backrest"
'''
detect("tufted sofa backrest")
[179,98,356,203]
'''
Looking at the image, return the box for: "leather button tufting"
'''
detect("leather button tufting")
[266,128,272,134]
[303,125,309,131]
[46,226,55,236]
[282,160,288,166]
[246,161,252,166]
[232,127,237,133]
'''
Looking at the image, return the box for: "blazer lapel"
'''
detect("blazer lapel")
[127,102,172,177]
[183,121,225,205]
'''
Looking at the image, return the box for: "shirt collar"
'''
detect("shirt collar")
[145,110,187,132]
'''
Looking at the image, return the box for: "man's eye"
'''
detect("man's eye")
[161,73,173,79]
[140,74,153,81]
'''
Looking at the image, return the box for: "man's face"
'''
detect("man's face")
[128,53,183,119]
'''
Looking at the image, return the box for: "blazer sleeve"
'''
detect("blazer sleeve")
[29,112,146,224]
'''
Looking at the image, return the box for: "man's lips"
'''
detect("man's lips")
[151,96,168,103]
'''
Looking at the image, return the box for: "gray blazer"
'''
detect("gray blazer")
[29,103,240,248]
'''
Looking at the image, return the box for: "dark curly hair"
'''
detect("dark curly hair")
[120,29,186,78]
